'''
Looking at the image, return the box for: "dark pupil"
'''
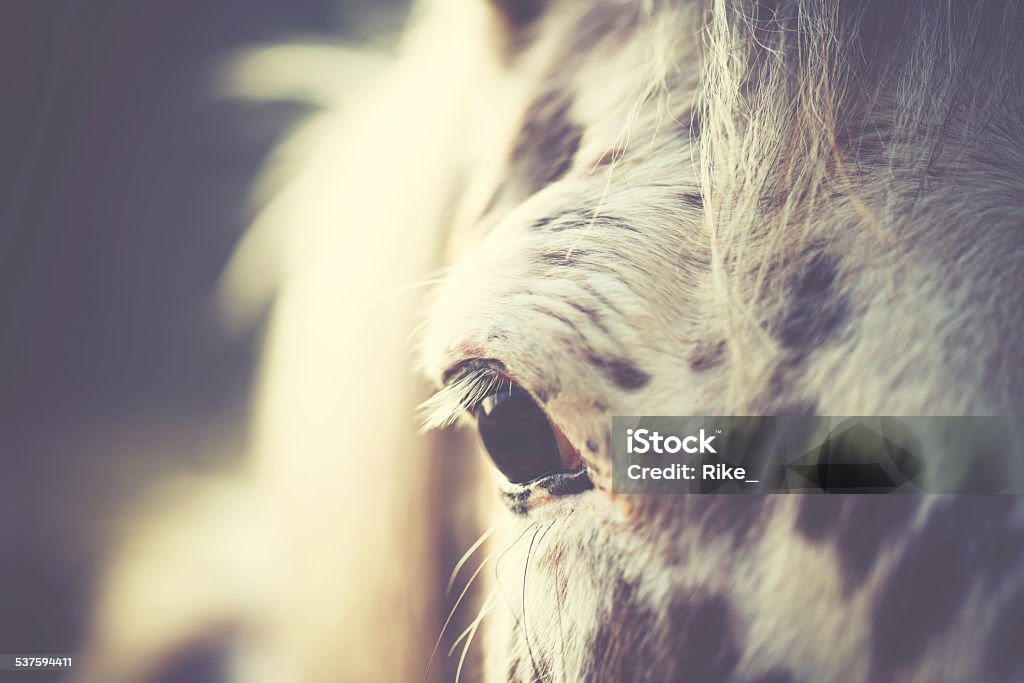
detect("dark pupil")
[476,387,563,484]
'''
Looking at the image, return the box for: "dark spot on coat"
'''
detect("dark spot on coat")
[772,400,819,416]
[690,340,726,371]
[753,366,820,415]
[586,438,599,453]
[750,367,791,415]
[953,427,1013,493]
[870,497,1024,680]
[580,283,623,317]
[489,0,545,28]
[532,210,641,233]
[566,301,609,334]
[587,354,650,391]
[686,109,702,138]
[678,191,704,209]
[794,494,879,547]
[588,214,642,233]
[588,581,662,682]
[529,208,576,231]
[540,249,592,267]
[510,90,582,196]
[692,495,768,547]
[545,213,641,233]
[796,496,920,595]
[533,380,560,404]
[487,0,547,62]
[531,214,555,230]
[678,243,712,271]
[986,587,1024,680]
[533,305,578,334]
[774,251,850,359]
[589,584,742,683]
[564,4,639,67]
[665,592,742,682]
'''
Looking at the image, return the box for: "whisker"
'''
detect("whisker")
[448,590,497,657]
[454,593,497,683]
[354,275,448,324]
[553,511,574,681]
[494,522,541,629]
[448,522,502,595]
[521,518,558,681]
[404,316,434,349]
[424,548,495,683]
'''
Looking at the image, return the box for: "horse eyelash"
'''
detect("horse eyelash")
[418,366,508,431]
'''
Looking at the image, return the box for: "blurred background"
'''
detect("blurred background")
[0,0,408,676]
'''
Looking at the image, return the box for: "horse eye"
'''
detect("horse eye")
[475,385,579,484]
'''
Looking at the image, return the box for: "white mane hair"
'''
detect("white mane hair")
[697,0,1024,411]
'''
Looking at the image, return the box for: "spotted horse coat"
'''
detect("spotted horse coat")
[415,0,1024,682]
